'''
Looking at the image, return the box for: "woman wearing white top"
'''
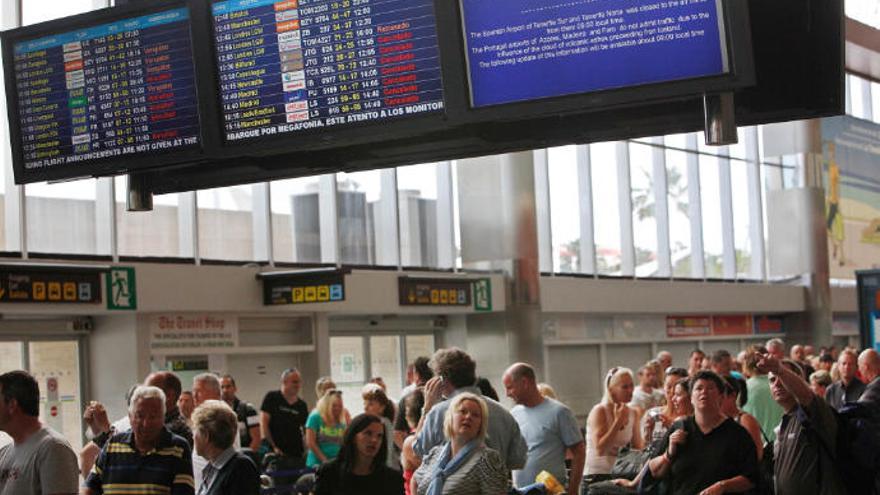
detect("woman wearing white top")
[585,367,644,487]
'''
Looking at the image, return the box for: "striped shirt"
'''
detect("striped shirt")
[85,427,195,495]
[412,444,509,495]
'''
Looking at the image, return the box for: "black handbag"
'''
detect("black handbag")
[611,447,651,480]
[756,428,775,495]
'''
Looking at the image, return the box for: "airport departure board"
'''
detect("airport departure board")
[212,0,445,142]
[460,0,729,107]
[12,8,200,171]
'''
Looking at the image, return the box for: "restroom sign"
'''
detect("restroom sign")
[107,267,137,310]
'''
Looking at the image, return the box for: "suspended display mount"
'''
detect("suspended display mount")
[1,0,842,191]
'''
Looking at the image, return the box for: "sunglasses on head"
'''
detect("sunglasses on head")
[606,367,620,388]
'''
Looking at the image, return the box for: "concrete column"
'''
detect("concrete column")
[376,169,400,266]
[318,174,339,264]
[251,183,272,263]
[457,151,543,374]
[177,192,196,259]
[95,178,116,259]
[762,120,832,346]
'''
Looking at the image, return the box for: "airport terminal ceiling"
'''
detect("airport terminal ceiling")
[0,0,843,194]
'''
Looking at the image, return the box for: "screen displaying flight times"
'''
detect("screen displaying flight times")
[212,0,445,143]
[12,7,201,171]
[460,0,730,107]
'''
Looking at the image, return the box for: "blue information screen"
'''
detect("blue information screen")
[460,0,729,107]
[13,8,201,171]
[212,0,445,142]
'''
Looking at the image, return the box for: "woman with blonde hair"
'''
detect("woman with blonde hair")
[537,382,558,400]
[585,367,644,486]
[316,376,352,423]
[306,389,347,467]
[411,392,508,495]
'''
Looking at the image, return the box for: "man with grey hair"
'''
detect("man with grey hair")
[260,368,309,471]
[191,373,240,491]
[84,386,194,494]
[191,400,260,495]
[82,372,192,475]
[193,373,222,406]
[826,349,865,410]
[656,351,673,373]
[766,338,786,361]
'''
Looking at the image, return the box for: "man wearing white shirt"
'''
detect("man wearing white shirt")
[192,373,240,491]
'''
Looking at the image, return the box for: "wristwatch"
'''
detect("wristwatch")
[93,430,111,448]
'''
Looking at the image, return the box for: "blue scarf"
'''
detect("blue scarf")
[427,440,479,495]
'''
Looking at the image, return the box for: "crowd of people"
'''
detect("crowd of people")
[0,338,878,494]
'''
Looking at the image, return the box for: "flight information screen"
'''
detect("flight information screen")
[212,0,445,142]
[12,8,201,171]
[461,0,729,107]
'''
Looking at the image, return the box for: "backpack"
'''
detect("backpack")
[811,402,880,495]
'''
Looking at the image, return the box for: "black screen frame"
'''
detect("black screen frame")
[203,0,454,154]
[201,0,754,156]
[451,0,755,119]
[1,0,215,184]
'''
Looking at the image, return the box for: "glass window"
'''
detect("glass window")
[452,162,463,269]
[26,181,102,255]
[665,133,692,151]
[330,336,366,415]
[271,177,322,264]
[729,128,749,161]
[404,335,435,367]
[397,164,441,268]
[29,341,83,451]
[0,342,21,447]
[370,336,402,400]
[115,177,186,257]
[781,155,800,189]
[667,149,695,278]
[0,342,22,373]
[698,132,720,156]
[591,143,622,275]
[849,74,869,120]
[197,185,255,261]
[731,159,754,278]
[547,146,581,273]
[846,0,880,29]
[337,170,390,265]
[700,155,725,278]
[871,81,880,123]
[23,0,101,25]
[629,143,659,277]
